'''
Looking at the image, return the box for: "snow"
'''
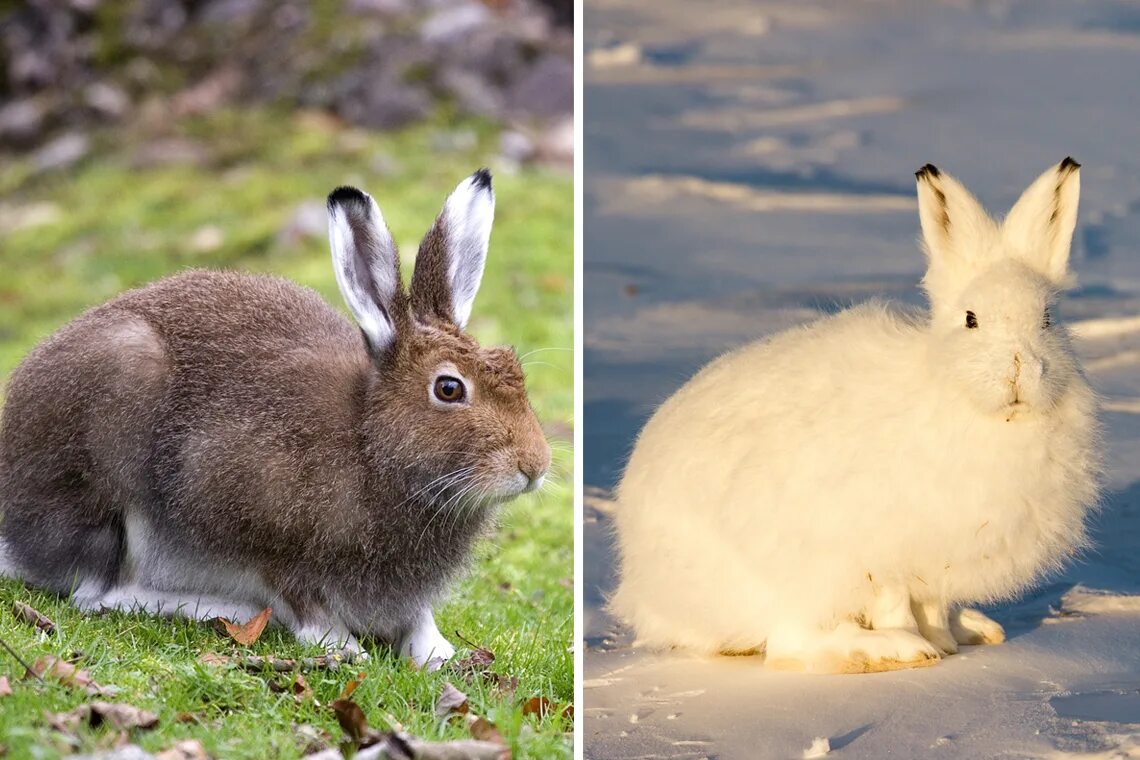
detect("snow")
[583,0,1140,757]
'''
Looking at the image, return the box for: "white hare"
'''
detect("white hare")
[609,159,1102,673]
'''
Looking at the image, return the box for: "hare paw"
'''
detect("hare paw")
[766,622,941,674]
[401,608,455,670]
[950,608,1005,645]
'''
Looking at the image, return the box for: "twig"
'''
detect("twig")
[0,633,43,682]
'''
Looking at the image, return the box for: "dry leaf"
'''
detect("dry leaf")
[13,602,56,635]
[155,739,209,760]
[492,675,519,698]
[468,716,504,746]
[174,712,202,725]
[521,696,553,719]
[219,607,271,645]
[0,676,11,697]
[435,682,470,718]
[329,698,383,748]
[336,671,367,701]
[27,656,110,695]
[454,647,495,673]
[436,683,508,755]
[47,702,159,733]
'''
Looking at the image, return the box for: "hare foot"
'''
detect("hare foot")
[766,621,941,674]
[950,607,1005,645]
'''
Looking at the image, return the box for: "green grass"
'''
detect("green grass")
[0,108,573,758]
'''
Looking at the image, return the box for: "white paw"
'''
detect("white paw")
[918,625,958,656]
[950,608,1005,646]
[401,609,456,669]
[294,622,360,654]
[844,627,941,672]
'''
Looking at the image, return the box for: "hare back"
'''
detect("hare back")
[611,303,1098,651]
[0,271,417,614]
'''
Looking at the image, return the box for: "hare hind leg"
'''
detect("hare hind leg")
[910,599,959,655]
[0,311,168,600]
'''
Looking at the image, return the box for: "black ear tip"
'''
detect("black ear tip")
[327,186,370,210]
[915,163,940,181]
[471,168,493,191]
[1060,156,1081,172]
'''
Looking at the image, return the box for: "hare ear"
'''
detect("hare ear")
[915,163,995,272]
[1001,157,1080,285]
[327,186,404,358]
[410,169,495,328]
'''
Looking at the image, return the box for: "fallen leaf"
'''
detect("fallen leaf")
[468,716,504,746]
[155,739,208,760]
[219,607,272,645]
[47,701,159,733]
[0,676,11,697]
[492,675,519,698]
[174,712,202,724]
[26,656,111,695]
[521,696,553,719]
[435,683,508,754]
[336,671,366,701]
[453,647,495,673]
[13,602,56,635]
[435,682,470,718]
[329,698,383,747]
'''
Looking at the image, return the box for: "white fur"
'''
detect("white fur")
[0,538,12,578]
[328,191,399,351]
[400,606,456,670]
[609,160,1101,672]
[439,172,495,328]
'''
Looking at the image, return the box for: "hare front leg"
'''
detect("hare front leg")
[910,599,959,655]
[400,607,455,670]
[949,607,1005,645]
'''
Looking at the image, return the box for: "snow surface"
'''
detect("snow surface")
[583,1,1140,757]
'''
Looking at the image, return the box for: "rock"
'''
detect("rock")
[438,66,504,118]
[34,132,90,172]
[0,99,47,145]
[84,81,131,117]
[338,81,432,130]
[346,0,410,14]
[421,3,492,44]
[505,53,573,120]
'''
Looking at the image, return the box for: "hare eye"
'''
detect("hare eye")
[1043,308,1052,329]
[965,310,978,329]
[433,376,466,403]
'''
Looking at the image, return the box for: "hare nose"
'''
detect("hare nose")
[518,449,550,491]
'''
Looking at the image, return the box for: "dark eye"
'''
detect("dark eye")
[965,310,978,329]
[433,376,466,403]
[1043,308,1052,329]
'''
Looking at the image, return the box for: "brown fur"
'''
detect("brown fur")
[1,258,547,643]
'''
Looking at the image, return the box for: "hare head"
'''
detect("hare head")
[916,159,1083,418]
[327,170,550,507]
